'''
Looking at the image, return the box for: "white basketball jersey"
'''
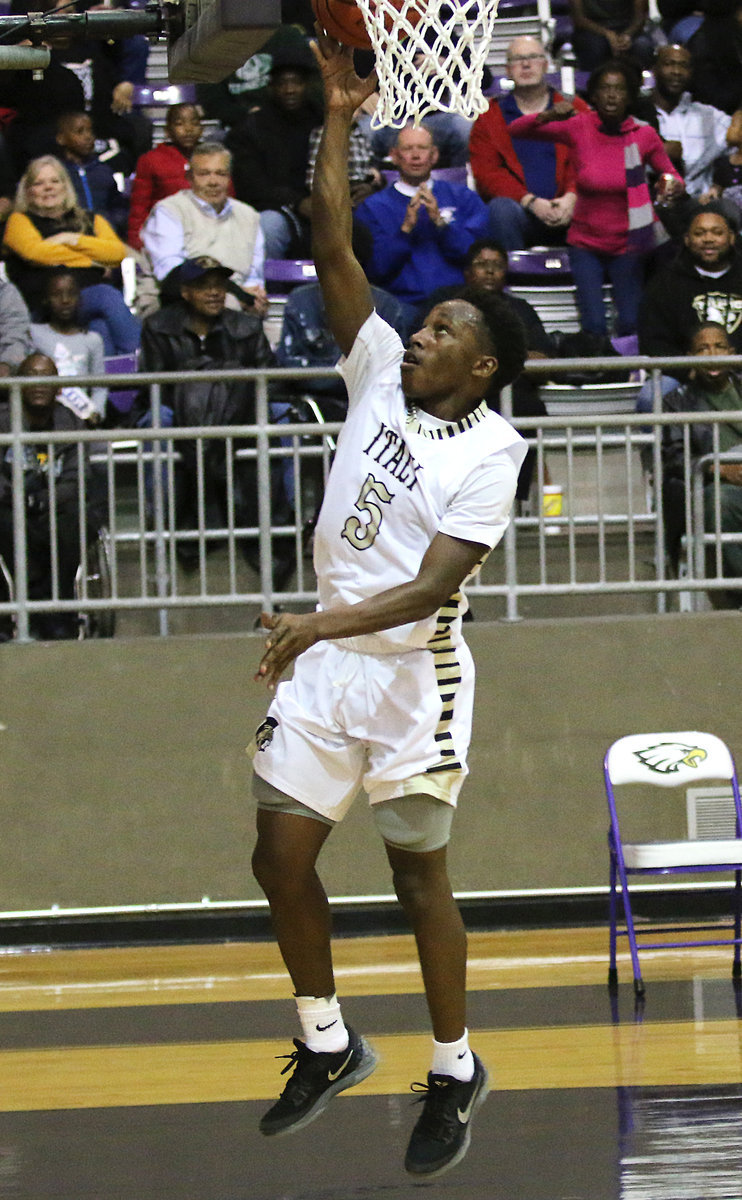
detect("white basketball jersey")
[313,311,527,654]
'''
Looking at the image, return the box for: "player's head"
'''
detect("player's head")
[403,293,527,406]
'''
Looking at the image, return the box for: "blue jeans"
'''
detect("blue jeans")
[137,406,174,519]
[567,246,645,337]
[635,373,680,415]
[79,283,141,355]
[572,27,656,70]
[259,209,310,259]
[485,196,566,251]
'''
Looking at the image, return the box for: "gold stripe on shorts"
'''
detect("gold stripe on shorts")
[425,593,464,774]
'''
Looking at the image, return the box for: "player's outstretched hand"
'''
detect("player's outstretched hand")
[310,25,378,114]
[255,611,319,689]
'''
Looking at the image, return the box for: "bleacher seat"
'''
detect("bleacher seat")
[130,83,198,108]
[105,352,140,422]
[506,249,577,334]
[264,259,317,290]
[263,260,318,349]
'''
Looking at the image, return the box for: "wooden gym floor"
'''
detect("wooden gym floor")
[0,925,741,1198]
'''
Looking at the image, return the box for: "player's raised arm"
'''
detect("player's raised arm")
[310,33,377,356]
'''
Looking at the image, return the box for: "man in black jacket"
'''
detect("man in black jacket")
[137,257,288,574]
[225,41,323,259]
[637,204,742,408]
[640,204,742,359]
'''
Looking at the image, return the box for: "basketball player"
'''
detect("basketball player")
[249,32,528,1179]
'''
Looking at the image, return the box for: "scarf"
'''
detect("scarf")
[624,127,666,254]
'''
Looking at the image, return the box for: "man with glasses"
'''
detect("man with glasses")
[470,36,589,250]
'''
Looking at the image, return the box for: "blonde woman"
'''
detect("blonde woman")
[3,156,139,354]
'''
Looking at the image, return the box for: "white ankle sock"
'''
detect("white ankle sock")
[295,993,349,1053]
[432,1029,474,1081]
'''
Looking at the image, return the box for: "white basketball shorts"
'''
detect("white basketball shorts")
[250,638,474,822]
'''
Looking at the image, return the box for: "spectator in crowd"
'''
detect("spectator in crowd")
[30,270,107,425]
[354,124,490,308]
[136,257,293,577]
[2,0,151,175]
[712,108,742,222]
[55,111,129,239]
[421,238,554,501]
[3,155,140,355]
[0,351,102,639]
[276,228,412,418]
[127,102,203,251]
[306,109,383,210]
[684,0,742,115]
[662,321,742,604]
[639,203,742,356]
[567,0,656,70]
[0,141,17,227]
[508,61,683,337]
[657,0,733,46]
[650,45,735,204]
[141,141,267,316]
[197,23,321,131]
[0,277,33,375]
[469,37,589,251]
[225,41,323,259]
[353,21,490,171]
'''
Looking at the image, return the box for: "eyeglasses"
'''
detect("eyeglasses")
[507,53,547,64]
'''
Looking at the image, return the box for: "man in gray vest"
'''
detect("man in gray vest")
[141,142,268,317]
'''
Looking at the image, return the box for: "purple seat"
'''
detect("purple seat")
[507,248,572,280]
[130,83,198,107]
[264,259,317,291]
[611,334,640,357]
[105,352,140,419]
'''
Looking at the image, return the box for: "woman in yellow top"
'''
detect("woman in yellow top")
[3,156,140,355]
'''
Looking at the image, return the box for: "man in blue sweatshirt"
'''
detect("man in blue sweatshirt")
[354,125,490,307]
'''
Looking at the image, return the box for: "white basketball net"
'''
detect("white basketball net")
[355,0,500,127]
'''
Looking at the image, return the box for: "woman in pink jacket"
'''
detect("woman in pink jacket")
[508,60,683,337]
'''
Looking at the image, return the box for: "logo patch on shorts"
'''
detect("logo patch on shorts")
[254,717,278,751]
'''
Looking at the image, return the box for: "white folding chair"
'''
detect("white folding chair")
[605,730,742,998]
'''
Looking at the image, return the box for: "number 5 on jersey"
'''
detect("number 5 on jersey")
[341,473,395,550]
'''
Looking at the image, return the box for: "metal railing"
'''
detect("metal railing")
[1,355,740,639]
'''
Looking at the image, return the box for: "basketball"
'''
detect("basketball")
[312,0,423,51]
[312,0,373,49]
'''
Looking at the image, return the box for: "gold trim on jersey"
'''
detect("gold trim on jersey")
[425,593,464,774]
[405,400,489,439]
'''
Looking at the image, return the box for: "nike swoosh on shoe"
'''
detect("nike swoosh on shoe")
[327,1048,354,1082]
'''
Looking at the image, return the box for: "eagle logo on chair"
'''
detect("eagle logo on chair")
[634,742,708,774]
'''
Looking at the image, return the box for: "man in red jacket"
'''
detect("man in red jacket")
[469,36,589,249]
